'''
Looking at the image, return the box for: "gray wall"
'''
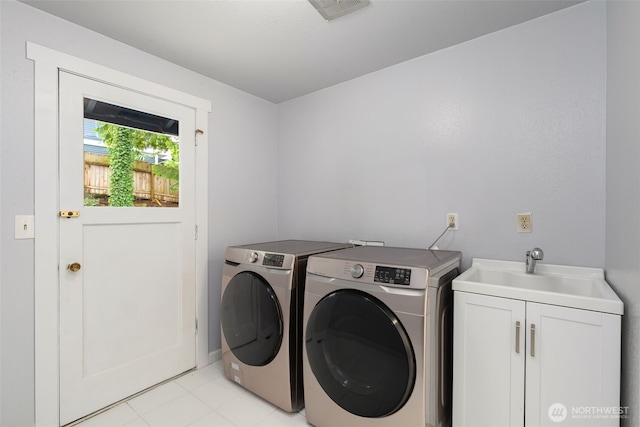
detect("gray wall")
[3,0,639,425]
[605,1,640,425]
[277,1,606,271]
[0,1,279,425]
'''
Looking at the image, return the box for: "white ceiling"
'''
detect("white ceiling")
[21,0,582,103]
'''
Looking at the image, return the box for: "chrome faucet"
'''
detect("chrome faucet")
[526,247,544,274]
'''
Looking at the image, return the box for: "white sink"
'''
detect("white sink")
[453,259,624,315]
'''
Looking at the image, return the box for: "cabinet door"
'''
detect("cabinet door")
[453,292,526,427]
[525,303,621,427]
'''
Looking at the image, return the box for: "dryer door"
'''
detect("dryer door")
[305,289,416,417]
[221,271,283,366]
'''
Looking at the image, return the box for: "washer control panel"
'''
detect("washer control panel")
[374,266,412,286]
[262,253,285,267]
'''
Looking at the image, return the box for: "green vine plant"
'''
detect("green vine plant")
[152,141,180,191]
[96,122,179,206]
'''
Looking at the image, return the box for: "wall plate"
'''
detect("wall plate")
[517,213,532,233]
[15,215,35,239]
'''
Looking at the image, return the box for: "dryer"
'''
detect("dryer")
[220,240,351,412]
[303,246,461,427]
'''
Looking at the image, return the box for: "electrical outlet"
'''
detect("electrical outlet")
[447,213,458,230]
[517,213,532,233]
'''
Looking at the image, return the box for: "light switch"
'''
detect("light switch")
[15,215,35,239]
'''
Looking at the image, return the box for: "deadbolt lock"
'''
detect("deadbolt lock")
[60,211,80,218]
[67,262,81,272]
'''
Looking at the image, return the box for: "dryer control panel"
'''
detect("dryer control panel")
[326,260,429,289]
[306,246,462,290]
[224,247,296,270]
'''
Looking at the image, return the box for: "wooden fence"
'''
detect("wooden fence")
[84,152,179,204]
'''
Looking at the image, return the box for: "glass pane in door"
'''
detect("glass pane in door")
[83,98,180,207]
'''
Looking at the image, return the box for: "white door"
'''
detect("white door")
[452,291,526,427]
[58,71,197,425]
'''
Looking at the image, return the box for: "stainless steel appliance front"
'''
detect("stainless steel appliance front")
[220,240,351,412]
[303,246,461,426]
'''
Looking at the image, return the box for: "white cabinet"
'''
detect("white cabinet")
[453,291,621,427]
[452,292,526,426]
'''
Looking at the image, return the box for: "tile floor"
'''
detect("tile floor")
[73,360,309,427]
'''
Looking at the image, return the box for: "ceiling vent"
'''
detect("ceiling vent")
[308,0,370,20]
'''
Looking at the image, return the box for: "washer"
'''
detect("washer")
[303,246,461,427]
[220,240,352,412]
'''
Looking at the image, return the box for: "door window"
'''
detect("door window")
[305,289,416,417]
[221,272,283,366]
[83,98,179,207]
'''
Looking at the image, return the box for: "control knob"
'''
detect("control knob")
[351,264,365,278]
[249,252,259,263]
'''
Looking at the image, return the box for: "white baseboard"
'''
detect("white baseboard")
[208,349,222,365]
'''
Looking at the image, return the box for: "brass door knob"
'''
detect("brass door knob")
[67,262,81,272]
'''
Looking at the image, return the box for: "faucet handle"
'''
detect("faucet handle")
[530,247,544,260]
[526,247,544,274]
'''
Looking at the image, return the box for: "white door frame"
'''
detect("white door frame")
[27,42,211,427]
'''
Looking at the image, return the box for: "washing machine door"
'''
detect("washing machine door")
[305,289,416,418]
[221,271,283,366]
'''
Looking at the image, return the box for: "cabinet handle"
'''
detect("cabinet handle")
[515,321,521,353]
[530,324,536,357]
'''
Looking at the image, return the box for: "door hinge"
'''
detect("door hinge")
[195,224,198,240]
[195,318,199,334]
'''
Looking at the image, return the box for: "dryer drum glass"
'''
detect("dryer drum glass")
[305,289,416,417]
[221,272,283,366]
